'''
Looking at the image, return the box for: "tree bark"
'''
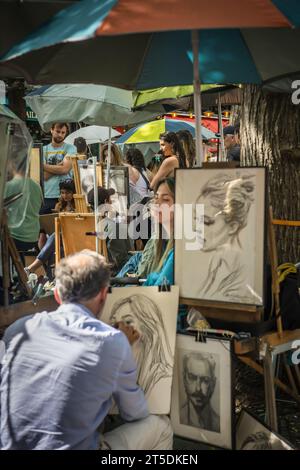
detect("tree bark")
[241,85,300,264]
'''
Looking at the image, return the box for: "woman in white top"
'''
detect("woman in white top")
[125,148,153,201]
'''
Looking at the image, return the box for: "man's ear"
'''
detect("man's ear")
[54,287,62,305]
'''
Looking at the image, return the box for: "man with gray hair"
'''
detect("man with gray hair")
[0,250,172,450]
[180,352,220,432]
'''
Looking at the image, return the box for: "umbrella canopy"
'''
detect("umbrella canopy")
[133,84,240,110]
[1,0,300,87]
[134,85,214,108]
[0,0,77,77]
[65,125,120,145]
[25,84,165,130]
[116,118,214,144]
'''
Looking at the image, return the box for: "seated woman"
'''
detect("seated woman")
[117,177,175,286]
[53,178,76,213]
[24,179,76,278]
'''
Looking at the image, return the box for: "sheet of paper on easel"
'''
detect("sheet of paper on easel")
[101,285,179,414]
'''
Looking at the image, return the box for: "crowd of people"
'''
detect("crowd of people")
[1,119,242,451]
[8,122,214,285]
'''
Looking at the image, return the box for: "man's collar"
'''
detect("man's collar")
[57,302,96,319]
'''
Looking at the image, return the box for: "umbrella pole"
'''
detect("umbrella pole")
[106,127,112,187]
[192,30,204,167]
[218,92,226,161]
[93,156,99,253]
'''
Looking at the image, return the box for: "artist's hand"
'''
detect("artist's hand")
[114,321,140,345]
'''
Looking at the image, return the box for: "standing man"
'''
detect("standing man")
[40,122,76,214]
[0,250,172,450]
[217,125,240,162]
[180,352,220,432]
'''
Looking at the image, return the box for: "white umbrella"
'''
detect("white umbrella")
[65,125,120,145]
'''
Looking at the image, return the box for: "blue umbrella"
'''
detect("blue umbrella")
[117,118,214,144]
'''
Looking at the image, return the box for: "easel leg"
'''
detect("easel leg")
[263,348,278,431]
[1,227,10,306]
[7,234,32,298]
[55,217,61,265]
[239,356,300,404]
[283,353,299,395]
[293,364,300,394]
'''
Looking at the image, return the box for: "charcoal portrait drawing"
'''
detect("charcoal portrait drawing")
[179,351,220,432]
[175,168,266,305]
[109,294,173,396]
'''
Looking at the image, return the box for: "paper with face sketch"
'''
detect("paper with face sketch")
[175,168,266,305]
[101,285,179,414]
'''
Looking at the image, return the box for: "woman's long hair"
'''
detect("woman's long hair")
[100,143,123,166]
[176,130,196,168]
[159,131,187,169]
[153,177,175,271]
[125,148,147,171]
[110,294,173,395]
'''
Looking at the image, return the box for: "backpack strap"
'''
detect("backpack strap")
[137,168,151,191]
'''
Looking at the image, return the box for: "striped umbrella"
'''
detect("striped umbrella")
[2,0,300,87]
[117,118,215,144]
[2,0,300,164]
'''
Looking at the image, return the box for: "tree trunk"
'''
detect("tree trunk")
[241,85,300,264]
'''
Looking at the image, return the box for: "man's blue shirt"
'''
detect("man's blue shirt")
[0,303,148,450]
[43,142,76,198]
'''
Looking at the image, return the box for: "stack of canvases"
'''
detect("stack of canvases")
[172,167,266,449]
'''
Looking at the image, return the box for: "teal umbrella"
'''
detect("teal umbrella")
[25,84,165,130]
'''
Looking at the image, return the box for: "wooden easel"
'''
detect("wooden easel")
[55,212,108,265]
[70,156,105,213]
[1,211,31,306]
[70,156,89,213]
[256,210,300,430]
